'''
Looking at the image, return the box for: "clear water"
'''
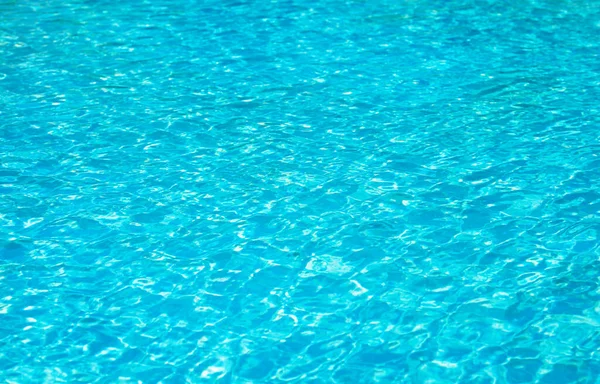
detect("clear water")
[2,0,600,382]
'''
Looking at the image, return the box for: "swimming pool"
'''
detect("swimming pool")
[2,0,600,382]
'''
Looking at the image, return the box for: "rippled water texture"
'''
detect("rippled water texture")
[2,0,600,382]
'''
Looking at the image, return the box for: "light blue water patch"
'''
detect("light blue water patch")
[2,0,600,382]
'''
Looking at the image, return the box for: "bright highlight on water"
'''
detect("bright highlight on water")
[2,0,600,382]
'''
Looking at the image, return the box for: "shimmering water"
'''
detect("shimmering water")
[2,0,600,382]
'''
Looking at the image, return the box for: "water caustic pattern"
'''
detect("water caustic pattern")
[2,0,600,382]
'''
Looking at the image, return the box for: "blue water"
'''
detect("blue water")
[2,0,600,382]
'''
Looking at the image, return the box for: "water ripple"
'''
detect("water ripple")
[2,0,600,382]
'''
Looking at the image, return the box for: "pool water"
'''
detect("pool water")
[2,0,600,382]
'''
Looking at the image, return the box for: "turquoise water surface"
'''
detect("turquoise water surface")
[2,0,600,382]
